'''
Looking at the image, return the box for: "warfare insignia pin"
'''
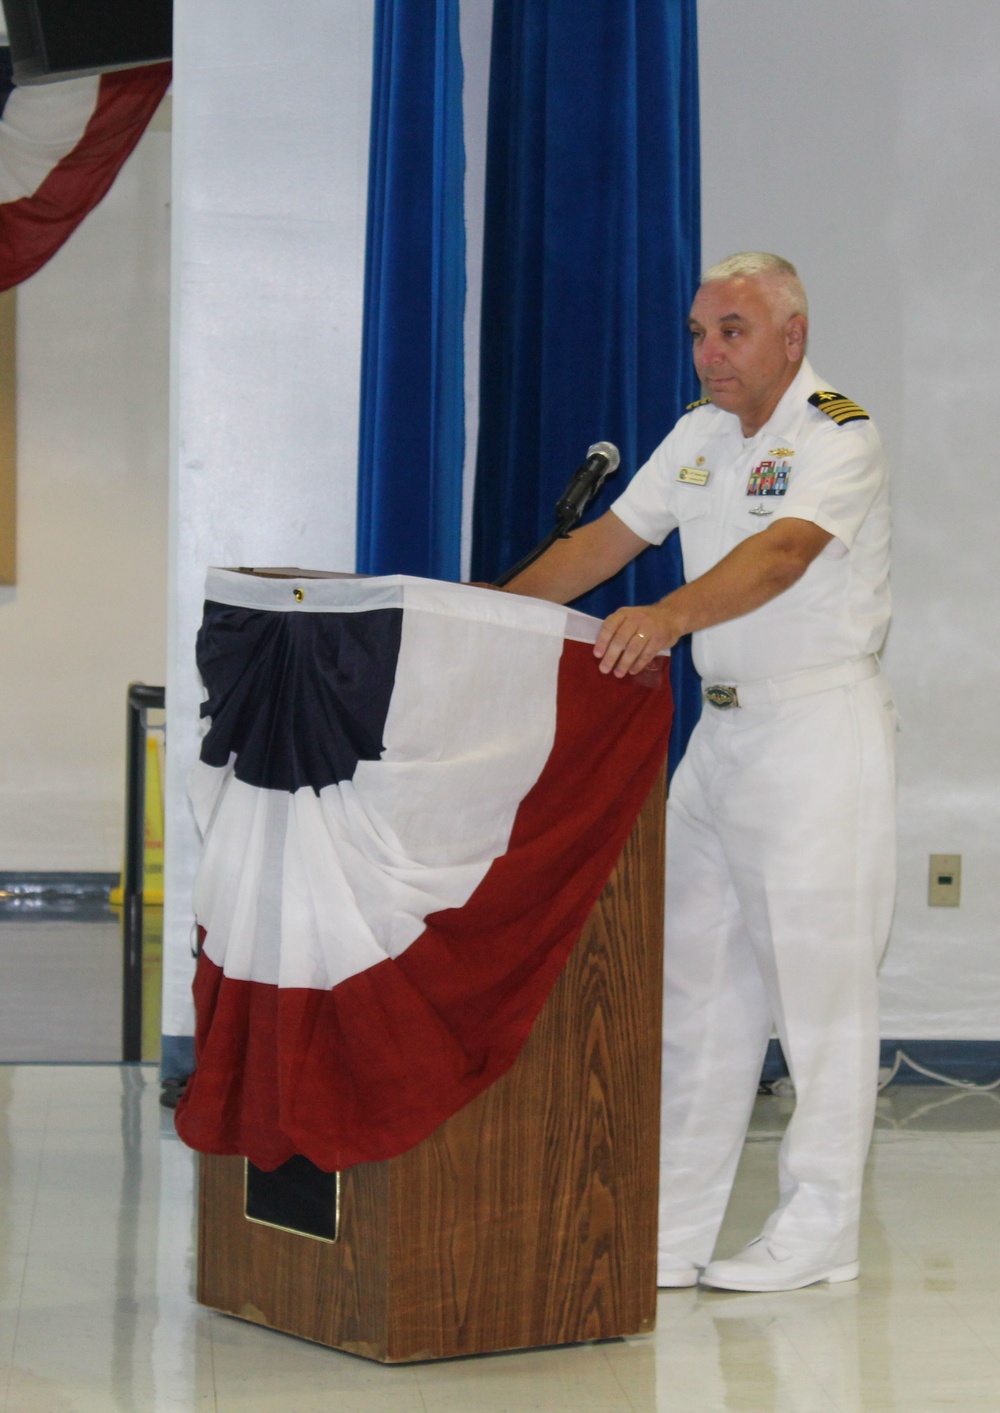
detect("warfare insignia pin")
[769,446,795,457]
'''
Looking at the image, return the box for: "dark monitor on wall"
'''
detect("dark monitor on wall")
[1,0,172,85]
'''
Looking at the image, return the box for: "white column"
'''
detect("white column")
[164,2,374,1057]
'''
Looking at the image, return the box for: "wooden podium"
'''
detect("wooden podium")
[197,766,665,1362]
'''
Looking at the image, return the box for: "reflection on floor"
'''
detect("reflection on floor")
[0,1069,997,1412]
[0,910,162,1063]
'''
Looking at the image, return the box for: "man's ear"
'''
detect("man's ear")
[786,314,808,363]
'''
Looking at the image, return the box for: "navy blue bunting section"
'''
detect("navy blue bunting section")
[197,602,403,792]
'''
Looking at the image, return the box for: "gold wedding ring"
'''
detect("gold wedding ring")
[636,631,647,641]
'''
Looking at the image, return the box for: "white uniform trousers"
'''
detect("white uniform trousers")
[658,670,896,1274]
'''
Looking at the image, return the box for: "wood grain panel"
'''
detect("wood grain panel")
[199,765,666,1362]
[199,1152,393,1358]
[384,766,665,1359]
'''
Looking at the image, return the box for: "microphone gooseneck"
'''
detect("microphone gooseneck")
[491,441,621,588]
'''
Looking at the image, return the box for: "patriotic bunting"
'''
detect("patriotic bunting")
[175,571,673,1171]
[0,49,171,291]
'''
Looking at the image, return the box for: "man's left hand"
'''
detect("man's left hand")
[593,517,833,678]
[594,602,682,678]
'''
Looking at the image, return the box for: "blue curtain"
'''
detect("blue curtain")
[471,0,702,769]
[356,0,466,581]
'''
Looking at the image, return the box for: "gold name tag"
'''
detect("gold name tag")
[678,465,710,486]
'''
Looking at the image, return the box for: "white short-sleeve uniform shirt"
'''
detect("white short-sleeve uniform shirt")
[611,358,890,685]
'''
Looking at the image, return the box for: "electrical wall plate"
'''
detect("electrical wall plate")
[929,854,961,907]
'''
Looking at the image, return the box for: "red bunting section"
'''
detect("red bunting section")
[176,639,672,1170]
[0,62,171,292]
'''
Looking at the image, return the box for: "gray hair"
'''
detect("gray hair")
[700,251,809,321]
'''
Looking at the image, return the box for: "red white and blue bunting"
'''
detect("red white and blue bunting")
[0,51,170,290]
[175,571,672,1170]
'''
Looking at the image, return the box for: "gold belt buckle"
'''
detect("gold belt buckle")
[704,684,740,709]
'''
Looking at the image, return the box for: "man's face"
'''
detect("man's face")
[687,276,806,435]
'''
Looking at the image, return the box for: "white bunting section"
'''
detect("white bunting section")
[201,568,604,644]
[0,77,100,202]
[190,572,594,990]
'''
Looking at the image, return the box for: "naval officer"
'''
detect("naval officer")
[503,251,895,1293]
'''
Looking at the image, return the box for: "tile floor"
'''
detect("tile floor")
[0,1067,996,1412]
[0,916,121,1061]
[0,912,161,1062]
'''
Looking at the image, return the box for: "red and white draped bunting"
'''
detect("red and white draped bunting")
[175,571,673,1170]
[0,55,171,291]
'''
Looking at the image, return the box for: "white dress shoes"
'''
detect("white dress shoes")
[657,1256,700,1288]
[700,1237,860,1293]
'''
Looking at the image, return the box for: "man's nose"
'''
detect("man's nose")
[696,333,724,367]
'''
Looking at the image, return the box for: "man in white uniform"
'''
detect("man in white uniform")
[504,252,895,1293]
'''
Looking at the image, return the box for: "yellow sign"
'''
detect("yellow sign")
[110,735,164,906]
[678,465,711,485]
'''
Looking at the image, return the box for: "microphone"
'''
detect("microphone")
[554,441,620,525]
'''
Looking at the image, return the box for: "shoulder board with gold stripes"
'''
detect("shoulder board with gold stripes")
[685,395,712,412]
[808,390,870,425]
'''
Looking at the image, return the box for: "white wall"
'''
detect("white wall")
[7,0,989,1049]
[163,1,374,1040]
[459,0,494,580]
[698,0,1000,1036]
[0,109,170,871]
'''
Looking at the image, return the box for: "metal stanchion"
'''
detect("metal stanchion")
[121,683,165,1062]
